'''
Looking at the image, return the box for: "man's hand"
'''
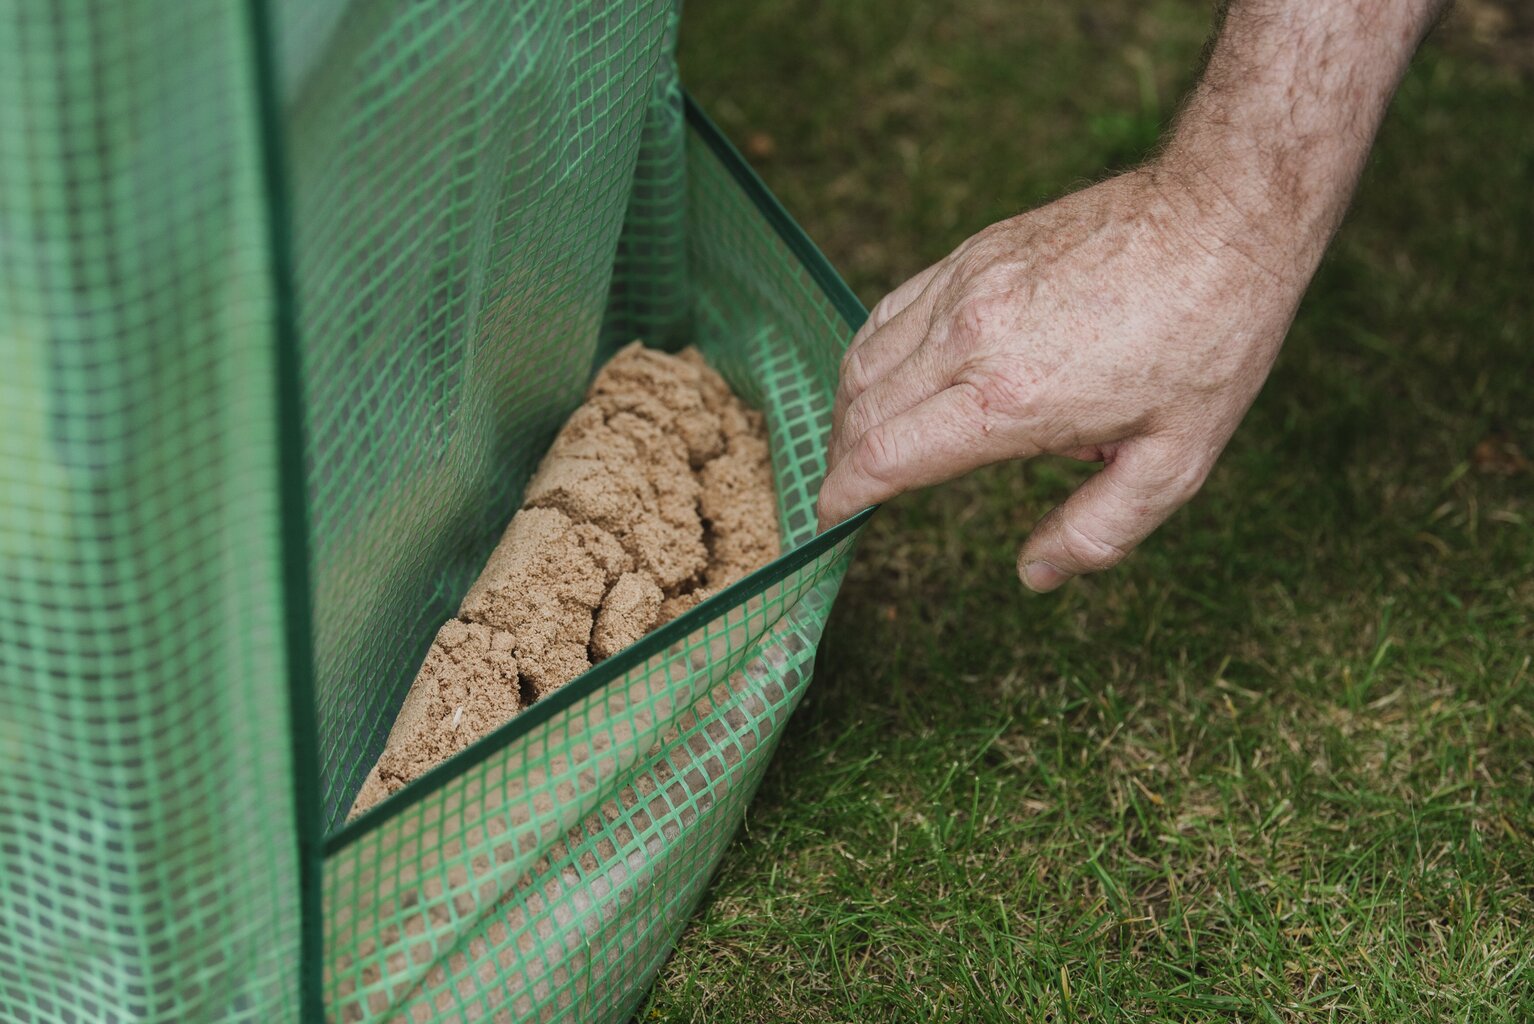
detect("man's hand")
[819,166,1301,591]
[816,0,1451,591]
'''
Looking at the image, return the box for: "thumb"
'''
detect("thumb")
[1017,444,1208,592]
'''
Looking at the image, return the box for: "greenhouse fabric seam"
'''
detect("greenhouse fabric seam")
[246,0,326,1019]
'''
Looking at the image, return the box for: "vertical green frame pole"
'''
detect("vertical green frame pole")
[246,0,325,1019]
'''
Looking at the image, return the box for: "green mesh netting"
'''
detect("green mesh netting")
[0,2,868,1022]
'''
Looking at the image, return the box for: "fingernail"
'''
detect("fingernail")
[1021,561,1069,593]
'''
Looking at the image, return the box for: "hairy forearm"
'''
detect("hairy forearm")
[1158,0,1450,283]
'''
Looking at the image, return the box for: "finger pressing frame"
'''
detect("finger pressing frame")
[1015,445,1205,591]
[817,383,1022,529]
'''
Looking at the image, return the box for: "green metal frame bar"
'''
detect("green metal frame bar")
[246,0,325,1019]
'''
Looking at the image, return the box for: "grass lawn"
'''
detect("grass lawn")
[646,1,1534,1020]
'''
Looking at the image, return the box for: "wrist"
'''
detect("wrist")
[1147,0,1446,286]
[1141,150,1315,293]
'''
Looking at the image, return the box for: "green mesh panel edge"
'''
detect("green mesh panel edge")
[320,105,869,1023]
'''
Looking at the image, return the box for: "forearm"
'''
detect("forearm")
[1159,0,1450,283]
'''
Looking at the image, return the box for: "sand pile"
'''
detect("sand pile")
[349,342,779,818]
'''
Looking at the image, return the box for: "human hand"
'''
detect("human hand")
[815,0,1446,591]
[816,165,1309,591]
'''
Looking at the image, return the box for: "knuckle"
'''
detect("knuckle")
[854,424,901,486]
[839,340,867,374]
[1142,449,1212,506]
[1167,460,1211,504]
[838,342,859,380]
[971,366,1034,418]
[951,235,1002,280]
[831,386,852,430]
[868,292,900,329]
[1058,518,1130,571]
[843,389,876,440]
[838,345,872,395]
[948,294,1004,345]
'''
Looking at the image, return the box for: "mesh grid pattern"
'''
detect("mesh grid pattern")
[322,117,863,1023]
[0,3,302,1021]
[602,71,689,354]
[2,2,865,1020]
[324,555,852,1023]
[281,0,683,828]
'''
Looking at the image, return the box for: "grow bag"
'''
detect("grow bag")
[0,2,869,1023]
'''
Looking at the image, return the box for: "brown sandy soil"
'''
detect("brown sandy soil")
[349,342,779,818]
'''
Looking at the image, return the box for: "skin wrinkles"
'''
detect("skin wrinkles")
[817,0,1453,591]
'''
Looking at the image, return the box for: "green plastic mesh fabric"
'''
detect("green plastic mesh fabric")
[0,2,867,1022]
[0,3,304,1022]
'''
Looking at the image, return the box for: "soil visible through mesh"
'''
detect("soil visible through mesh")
[349,342,780,818]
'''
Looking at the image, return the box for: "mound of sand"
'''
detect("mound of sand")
[349,342,778,818]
